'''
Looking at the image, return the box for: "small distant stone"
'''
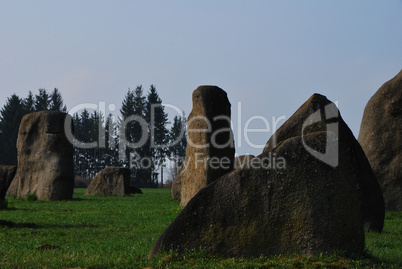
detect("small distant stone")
[86,167,132,196]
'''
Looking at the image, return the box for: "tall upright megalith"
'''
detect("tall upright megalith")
[358,70,402,211]
[172,86,235,206]
[13,111,74,201]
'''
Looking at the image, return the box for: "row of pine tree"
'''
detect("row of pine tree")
[0,86,187,188]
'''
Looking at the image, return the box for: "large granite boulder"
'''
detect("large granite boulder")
[85,167,131,196]
[0,165,17,209]
[149,129,366,258]
[358,70,402,211]
[263,94,384,232]
[172,86,235,206]
[13,111,74,201]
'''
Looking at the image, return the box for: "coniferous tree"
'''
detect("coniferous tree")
[120,86,160,187]
[120,88,136,173]
[146,85,168,187]
[0,95,26,165]
[49,88,67,112]
[78,109,91,141]
[103,113,121,167]
[131,86,150,187]
[23,91,35,113]
[89,110,107,177]
[169,114,187,179]
[120,87,141,185]
[0,89,67,166]
[146,85,169,162]
[72,110,123,180]
[132,86,147,147]
[34,89,51,111]
[73,109,94,179]
[120,88,136,160]
[72,113,82,177]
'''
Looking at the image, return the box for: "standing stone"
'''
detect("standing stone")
[5,173,18,197]
[263,94,384,232]
[85,167,131,196]
[358,70,402,211]
[171,166,183,200]
[172,86,235,206]
[129,185,143,194]
[150,130,366,258]
[13,111,74,201]
[0,165,17,209]
[235,155,255,169]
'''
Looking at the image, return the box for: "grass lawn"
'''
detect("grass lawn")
[0,188,401,268]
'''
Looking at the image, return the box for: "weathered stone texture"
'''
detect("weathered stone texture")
[86,167,131,196]
[358,70,402,211]
[13,111,74,201]
[150,132,365,258]
[264,94,385,232]
[235,155,255,169]
[0,165,17,208]
[172,86,235,206]
[150,94,383,258]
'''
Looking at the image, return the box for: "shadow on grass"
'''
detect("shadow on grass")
[70,197,84,201]
[1,207,30,211]
[0,220,38,228]
[0,220,97,229]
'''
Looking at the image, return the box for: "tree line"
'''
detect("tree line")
[0,86,187,188]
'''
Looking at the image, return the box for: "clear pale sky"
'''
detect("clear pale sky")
[1,1,401,156]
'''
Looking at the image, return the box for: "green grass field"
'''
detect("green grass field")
[1,188,401,268]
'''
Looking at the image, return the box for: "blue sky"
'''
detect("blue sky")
[1,0,401,156]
